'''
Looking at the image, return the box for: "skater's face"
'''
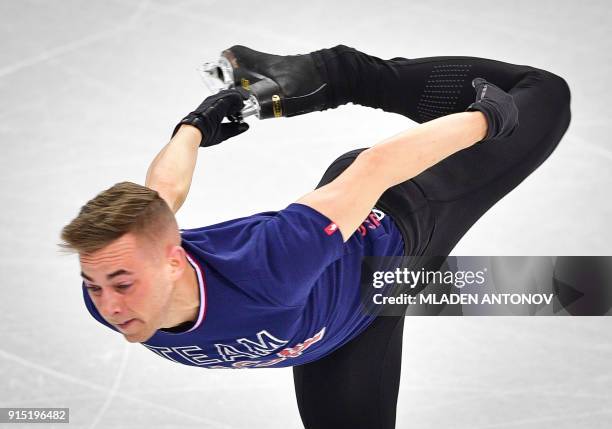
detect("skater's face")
[79,232,175,343]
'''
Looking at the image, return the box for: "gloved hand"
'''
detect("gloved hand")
[466,77,519,142]
[172,88,251,147]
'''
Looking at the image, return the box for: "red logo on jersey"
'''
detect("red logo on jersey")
[277,328,326,358]
[324,222,339,235]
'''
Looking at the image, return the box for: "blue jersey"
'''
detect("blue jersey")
[82,203,404,369]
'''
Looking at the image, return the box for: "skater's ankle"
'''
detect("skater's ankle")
[310,45,359,109]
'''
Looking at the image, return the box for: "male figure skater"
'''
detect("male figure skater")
[60,44,571,428]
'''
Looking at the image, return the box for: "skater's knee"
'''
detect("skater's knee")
[530,68,572,108]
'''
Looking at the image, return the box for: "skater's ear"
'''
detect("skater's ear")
[163,244,190,282]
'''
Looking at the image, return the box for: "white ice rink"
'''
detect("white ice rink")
[1,0,611,428]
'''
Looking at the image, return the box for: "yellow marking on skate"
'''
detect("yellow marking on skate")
[272,95,282,117]
[241,78,250,90]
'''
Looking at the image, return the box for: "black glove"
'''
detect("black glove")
[172,88,250,147]
[466,77,519,142]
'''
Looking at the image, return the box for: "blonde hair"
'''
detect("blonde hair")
[59,181,178,255]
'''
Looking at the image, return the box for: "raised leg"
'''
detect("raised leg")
[312,46,572,255]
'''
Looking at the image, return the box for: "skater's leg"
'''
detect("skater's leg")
[293,314,406,429]
[311,45,539,123]
[312,46,571,256]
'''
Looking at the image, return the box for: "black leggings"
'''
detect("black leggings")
[292,46,572,429]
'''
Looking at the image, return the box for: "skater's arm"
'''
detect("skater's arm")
[296,111,487,242]
[145,125,201,214]
[371,110,488,185]
[146,89,250,213]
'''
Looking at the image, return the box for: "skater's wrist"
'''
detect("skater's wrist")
[466,78,520,141]
[465,111,489,143]
[176,124,204,146]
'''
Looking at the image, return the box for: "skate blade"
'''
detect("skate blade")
[197,56,235,93]
[227,95,260,121]
[197,54,261,120]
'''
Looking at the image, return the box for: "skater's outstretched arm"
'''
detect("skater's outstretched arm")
[145,124,201,213]
[297,109,487,242]
[146,89,250,213]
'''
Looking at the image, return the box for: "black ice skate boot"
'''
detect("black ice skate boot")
[199,45,330,120]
